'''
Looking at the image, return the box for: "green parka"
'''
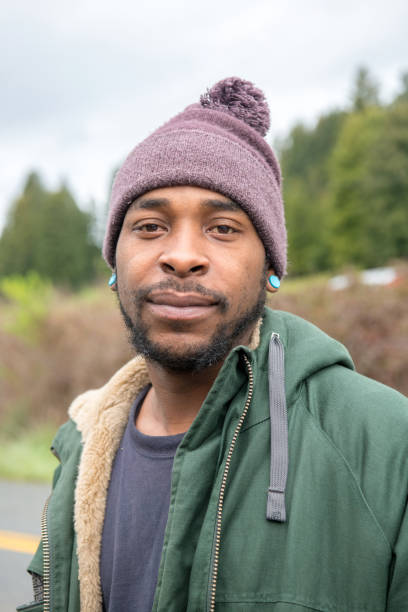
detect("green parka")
[19,309,408,611]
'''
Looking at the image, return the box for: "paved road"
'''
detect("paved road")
[0,480,51,611]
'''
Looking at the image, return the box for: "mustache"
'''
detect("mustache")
[132,279,229,311]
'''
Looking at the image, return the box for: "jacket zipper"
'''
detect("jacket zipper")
[208,353,254,612]
[41,496,51,612]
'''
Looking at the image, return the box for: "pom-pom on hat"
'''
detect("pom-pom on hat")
[103,77,287,278]
[200,77,270,136]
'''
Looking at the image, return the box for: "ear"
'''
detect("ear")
[266,266,280,293]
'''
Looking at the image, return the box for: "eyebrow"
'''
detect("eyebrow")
[201,199,241,212]
[130,198,169,210]
[131,197,241,213]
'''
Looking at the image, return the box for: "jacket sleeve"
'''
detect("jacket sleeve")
[27,463,62,576]
[17,463,62,611]
[27,539,44,578]
[386,498,408,610]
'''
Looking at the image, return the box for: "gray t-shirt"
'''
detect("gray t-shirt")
[100,386,185,612]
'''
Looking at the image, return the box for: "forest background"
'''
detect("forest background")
[0,67,407,480]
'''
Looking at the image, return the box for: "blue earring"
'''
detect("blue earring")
[268,275,280,289]
[108,272,117,287]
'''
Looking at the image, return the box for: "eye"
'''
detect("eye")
[207,224,238,236]
[137,223,160,231]
[133,222,166,234]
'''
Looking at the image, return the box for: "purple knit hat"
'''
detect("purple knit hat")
[103,77,287,278]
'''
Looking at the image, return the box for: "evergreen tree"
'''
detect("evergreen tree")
[351,67,380,112]
[279,111,346,275]
[328,98,408,268]
[394,72,408,104]
[280,67,408,275]
[0,173,46,276]
[0,172,100,287]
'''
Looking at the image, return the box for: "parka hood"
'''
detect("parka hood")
[254,308,354,406]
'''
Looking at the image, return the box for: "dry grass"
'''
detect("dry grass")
[272,276,408,395]
[0,289,131,428]
[1,269,407,431]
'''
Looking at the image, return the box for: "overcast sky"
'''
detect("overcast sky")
[1,0,407,232]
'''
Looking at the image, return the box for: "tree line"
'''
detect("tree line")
[0,67,407,287]
[279,67,408,275]
[0,173,102,288]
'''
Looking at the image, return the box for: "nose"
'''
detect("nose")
[158,228,209,277]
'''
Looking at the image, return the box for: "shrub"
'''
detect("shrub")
[0,272,52,344]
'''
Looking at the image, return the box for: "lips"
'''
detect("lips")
[146,291,218,321]
[148,292,217,307]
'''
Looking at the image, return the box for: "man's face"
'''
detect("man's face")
[115,185,272,371]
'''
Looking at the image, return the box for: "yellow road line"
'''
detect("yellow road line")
[0,529,40,554]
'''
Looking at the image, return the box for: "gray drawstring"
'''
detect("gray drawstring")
[266,332,288,522]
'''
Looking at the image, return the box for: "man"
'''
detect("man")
[20,78,408,612]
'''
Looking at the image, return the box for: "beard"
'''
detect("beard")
[117,275,266,373]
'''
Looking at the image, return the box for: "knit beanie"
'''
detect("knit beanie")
[103,77,287,278]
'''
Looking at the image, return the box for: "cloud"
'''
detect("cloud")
[1,0,407,229]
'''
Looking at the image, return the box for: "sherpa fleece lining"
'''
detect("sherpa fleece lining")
[68,321,261,611]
